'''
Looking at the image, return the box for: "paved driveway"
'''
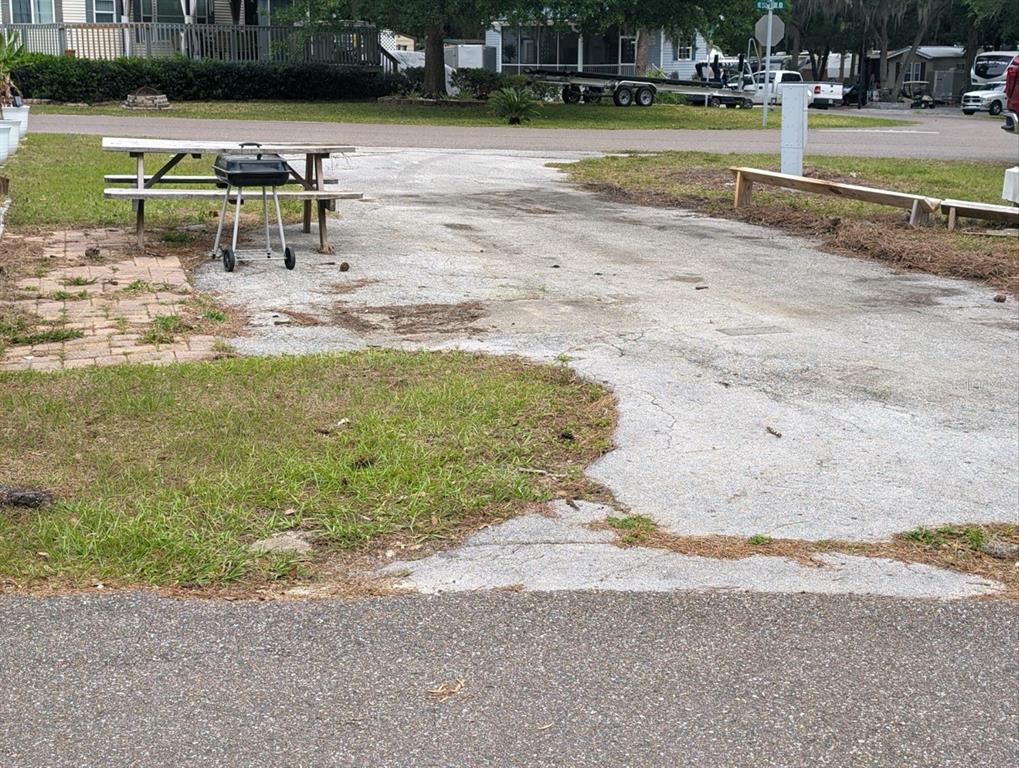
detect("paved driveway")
[194,147,1018,598]
[1,591,1015,768]
[32,111,1019,160]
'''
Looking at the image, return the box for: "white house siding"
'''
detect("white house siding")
[656,32,709,79]
[485,26,501,71]
[61,0,86,22]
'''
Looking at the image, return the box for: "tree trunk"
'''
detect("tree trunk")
[892,15,934,96]
[635,28,651,74]
[962,19,979,97]
[424,23,447,97]
[878,16,889,92]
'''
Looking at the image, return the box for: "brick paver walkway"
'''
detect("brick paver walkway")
[1,229,218,372]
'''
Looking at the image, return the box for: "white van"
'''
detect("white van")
[971,51,1019,87]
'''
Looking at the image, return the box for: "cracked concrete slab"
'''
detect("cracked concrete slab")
[381,502,1001,599]
[195,146,1018,598]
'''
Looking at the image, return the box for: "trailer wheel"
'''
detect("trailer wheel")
[562,85,581,104]
[708,95,722,108]
[613,86,634,107]
[634,87,655,107]
[221,248,235,273]
[582,89,603,104]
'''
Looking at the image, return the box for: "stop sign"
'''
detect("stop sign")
[755,14,784,45]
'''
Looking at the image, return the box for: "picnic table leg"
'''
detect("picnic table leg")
[313,154,334,254]
[302,155,314,234]
[132,152,145,249]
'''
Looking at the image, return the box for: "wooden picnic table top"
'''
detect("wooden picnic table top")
[101,137,356,155]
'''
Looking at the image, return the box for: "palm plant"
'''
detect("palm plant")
[0,31,27,118]
[488,87,541,125]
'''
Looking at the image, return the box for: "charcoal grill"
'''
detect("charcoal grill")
[212,143,296,272]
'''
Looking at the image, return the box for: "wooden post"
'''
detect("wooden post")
[734,171,753,209]
[314,154,334,254]
[947,206,957,231]
[909,199,930,228]
[302,155,314,233]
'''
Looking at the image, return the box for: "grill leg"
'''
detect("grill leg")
[273,186,286,252]
[262,187,271,257]
[212,184,231,257]
[231,187,243,253]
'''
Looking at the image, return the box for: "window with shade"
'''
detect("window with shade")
[672,38,695,61]
[11,0,54,22]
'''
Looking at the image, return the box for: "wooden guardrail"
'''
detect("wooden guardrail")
[730,167,942,227]
[941,199,1019,230]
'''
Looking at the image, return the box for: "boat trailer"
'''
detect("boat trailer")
[525,68,755,109]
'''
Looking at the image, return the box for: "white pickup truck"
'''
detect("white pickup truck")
[743,70,844,109]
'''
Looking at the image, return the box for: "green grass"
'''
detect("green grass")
[0,352,613,587]
[558,151,1007,210]
[606,514,657,544]
[902,524,989,551]
[139,314,186,345]
[747,534,773,546]
[31,99,908,130]
[0,311,84,350]
[49,289,89,301]
[4,133,304,228]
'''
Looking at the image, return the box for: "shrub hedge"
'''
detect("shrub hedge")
[12,54,406,102]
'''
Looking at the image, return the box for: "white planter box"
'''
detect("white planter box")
[0,120,19,156]
[0,124,11,165]
[3,105,30,138]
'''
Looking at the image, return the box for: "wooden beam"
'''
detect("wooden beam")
[729,167,941,213]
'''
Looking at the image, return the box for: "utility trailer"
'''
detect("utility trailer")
[526,68,755,109]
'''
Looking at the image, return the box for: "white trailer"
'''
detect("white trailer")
[526,68,755,109]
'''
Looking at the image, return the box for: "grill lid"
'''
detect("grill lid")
[213,144,290,187]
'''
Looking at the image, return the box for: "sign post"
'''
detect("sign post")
[754,1,785,128]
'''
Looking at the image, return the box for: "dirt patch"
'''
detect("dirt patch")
[567,166,1019,296]
[596,521,1019,600]
[364,301,487,335]
[329,301,488,337]
[329,278,378,295]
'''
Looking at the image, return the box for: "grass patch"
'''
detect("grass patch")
[159,231,195,244]
[3,134,304,228]
[0,351,615,589]
[61,276,96,287]
[605,514,657,544]
[602,522,1019,598]
[31,100,909,131]
[556,151,1018,294]
[140,314,187,345]
[0,309,84,350]
[203,309,228,323]
[49,289,89,301]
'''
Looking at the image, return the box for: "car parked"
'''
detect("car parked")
[961,82,1007,115]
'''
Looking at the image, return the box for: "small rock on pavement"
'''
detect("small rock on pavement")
[980,538,1019,560]
[249,531,313,556]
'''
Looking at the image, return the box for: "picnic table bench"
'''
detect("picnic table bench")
[102,137,361,252]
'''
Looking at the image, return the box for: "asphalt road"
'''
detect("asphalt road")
[32,110,1019,160]
[1,591,1015,767]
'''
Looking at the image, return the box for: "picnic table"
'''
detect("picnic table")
[102,137,361,252]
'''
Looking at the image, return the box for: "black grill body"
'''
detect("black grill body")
[213,153,290,187]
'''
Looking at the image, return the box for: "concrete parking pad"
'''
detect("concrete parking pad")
[195,147,1018,597]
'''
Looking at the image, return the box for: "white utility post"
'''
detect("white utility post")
[779,83,810,175]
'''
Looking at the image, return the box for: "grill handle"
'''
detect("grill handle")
[239,141,263,159]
